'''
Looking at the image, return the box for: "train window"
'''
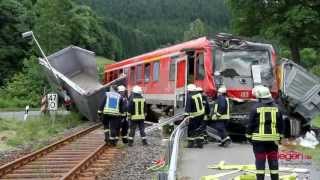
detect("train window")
[119,69,123,75]
[145,63,151,82]
[136,64,143,82]
[196,53,205,80]
[169,59,175,81]
[130,66,135,83]
[153,61,160,81]
[187,53,195,83]
[124,68,129,75]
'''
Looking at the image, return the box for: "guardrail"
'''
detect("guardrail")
[166,117,189,180]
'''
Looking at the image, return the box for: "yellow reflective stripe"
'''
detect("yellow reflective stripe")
[255,170,265,174]
[257,108,265,134]
[212,98,230,120]
[270,170,279,174]
[131,98,145,120]
[191,93,205,117]
[271,108,278,135]
[214,103,218,114]
[104,129,110,133]
[252,133,280,141]
[257,107,279,138]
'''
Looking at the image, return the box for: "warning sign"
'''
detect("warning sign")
[47,93,58,111]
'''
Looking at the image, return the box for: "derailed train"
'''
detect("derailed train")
[103,34,320,137]
[39,33,320,137]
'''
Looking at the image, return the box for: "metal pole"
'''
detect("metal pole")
[22,31,59,81]
[30,33,59,80]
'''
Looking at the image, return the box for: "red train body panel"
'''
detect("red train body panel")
[104,36,279,109]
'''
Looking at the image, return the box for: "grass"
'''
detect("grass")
[312,115,320,128]
[96,56,115,81]
[0,112,84,151]
[96,56,115,67]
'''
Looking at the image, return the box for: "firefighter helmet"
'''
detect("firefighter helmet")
[117,85,126,92]
[218,86,227,93]
[132,85,142,94]
[255,86,271,99]
[196,87,203,92]
[187,84,196,91]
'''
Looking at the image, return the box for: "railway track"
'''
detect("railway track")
[0,123,122,180]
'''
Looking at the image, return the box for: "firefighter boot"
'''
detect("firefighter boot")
[110,139,116,146]
[128,139,133,147]
[104,133,110,145]
[122,137,128,144]
[186,139,194,148]
[196,138,204,148]
[203,134,208,144]
[142,139,148,146]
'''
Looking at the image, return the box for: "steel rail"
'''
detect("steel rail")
[60,144,106,180]
[0,123,101,177]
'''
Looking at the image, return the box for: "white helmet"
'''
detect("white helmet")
[254,85,272,99]
[132,85,143,94]
[195,87,203,92]
[117,85,126,92]
[187,84,197,91]
[218,86,227,93]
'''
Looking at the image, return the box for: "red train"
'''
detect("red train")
[104,34,278,117]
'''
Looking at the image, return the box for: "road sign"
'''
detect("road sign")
[47,93,58,111]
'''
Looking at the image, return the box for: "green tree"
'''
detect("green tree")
[33,0,73,54]
[183,18,208,41]
[69,6,123,58]
[227,0,320,64]
[0,56,47,108]
[0,0,30,86]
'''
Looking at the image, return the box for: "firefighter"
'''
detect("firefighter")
[185,84,205,148]
[128,85,148,146]
[209,86,231,147]
[98,88,125,146]
[196,86,210,144]
[117,85,129,144]
[246,85,284,180]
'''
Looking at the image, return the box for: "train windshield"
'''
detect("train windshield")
[215,50,272,78]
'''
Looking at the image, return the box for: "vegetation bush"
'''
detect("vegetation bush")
[0,112,83,150]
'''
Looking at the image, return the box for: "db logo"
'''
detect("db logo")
[240,91,249,98]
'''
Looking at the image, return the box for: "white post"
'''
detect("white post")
[23,105,29,121]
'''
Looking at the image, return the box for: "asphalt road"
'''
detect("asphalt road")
[177,142,319,180]
[0,111,69,120]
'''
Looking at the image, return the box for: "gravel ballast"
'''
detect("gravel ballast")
[98,130,166,180]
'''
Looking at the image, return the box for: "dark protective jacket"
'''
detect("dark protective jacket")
[120,93,128,114]
[185,91,205,117]
[247,98,284,141]
[202,94,210,120]
[211,94,230,120]
[98,91,126,116]
[128,93,147,120]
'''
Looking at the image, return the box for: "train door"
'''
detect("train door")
[174,56,187,109]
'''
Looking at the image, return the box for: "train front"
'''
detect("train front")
[211,34,279,138]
